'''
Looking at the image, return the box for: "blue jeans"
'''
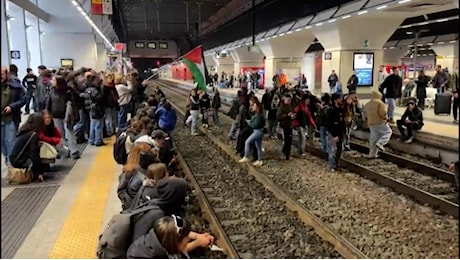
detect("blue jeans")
[1,120,16,165]
[385,98,396,120]
[320,126,328,152]
[54,118,79,155]
[105,107,117,136]
[190,110,199,133]
[244,129,263,160]
[327,133,343,169]
[74,108,90,139]
[227,120,237,140]
[213,109,220,125]
[118,104,129,130]
[295,127,306,154]
[89,118,104,145]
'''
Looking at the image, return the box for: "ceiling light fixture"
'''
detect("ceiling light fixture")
[376,5,388,10]
[449,40,457,43]
[389,46,395,49]
[328,19,336,23]
[295,28,302,32]
[398,0,411,4]
[342,15,351,19]
[304,25,312,29]
[286,31,293,34]
[315,22,323,26]
[358,10,368,15]
[437,18,449,22]
[438,42,445,44]
[69,0,114,49]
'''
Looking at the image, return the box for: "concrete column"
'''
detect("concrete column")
[95,43,107,71]
[1,0,11,66]
[312,14,405,93]
[8,3,29,75]
[215,56,234,75]
[25,11,41,71]
[301,53,316,93]
[432,43,457,72]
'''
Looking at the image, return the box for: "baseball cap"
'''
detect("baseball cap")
[38,65,47,70]
[151,130,168,139]
[134,135,155,146]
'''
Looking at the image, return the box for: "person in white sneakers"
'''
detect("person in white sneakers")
[363,91,392,158]
[239,97,265,167]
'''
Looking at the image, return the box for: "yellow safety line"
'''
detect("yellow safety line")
[49,138,117,259]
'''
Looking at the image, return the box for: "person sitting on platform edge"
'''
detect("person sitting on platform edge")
[396,99,424,144]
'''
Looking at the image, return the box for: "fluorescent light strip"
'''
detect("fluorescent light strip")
[398,0,411,4]
[286,31,293,34]
[295,28,302,32]
[304,25,312,29]
[376,5,387,10]
[70,0,114,49]
[316,22,323,26]
[342,15,351,19]
[358,10,368,15]
[328,19,336,23]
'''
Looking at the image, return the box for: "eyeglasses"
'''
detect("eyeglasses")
[172,215,184,234]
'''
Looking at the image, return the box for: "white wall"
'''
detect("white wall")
[40,33,98,69]
[301,53,316,91]
[2,0,10,65]
[25,10,41,71]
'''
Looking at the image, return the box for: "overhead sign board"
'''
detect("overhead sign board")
[91,0,112,15]
[102,0,113,15]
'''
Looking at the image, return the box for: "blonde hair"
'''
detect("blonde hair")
[146,163,168,186]
[114,73,124,84]
[104,71,115,81]
[154,216,191,255]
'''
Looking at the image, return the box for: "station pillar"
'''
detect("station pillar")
[7,4,30,74]
[257,31,315,88]
[432,43,459,72]
[312,15,405,94]
[1,0,11,66]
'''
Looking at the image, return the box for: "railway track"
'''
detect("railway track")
[174,153,238,258]
[149,81,370,258]
[154,79,459,218]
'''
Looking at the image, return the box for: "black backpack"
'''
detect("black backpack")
[97,186,161,259]
[113,132,132,165]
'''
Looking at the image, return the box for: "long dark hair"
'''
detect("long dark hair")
[42,110,56,136]
[18,113,44,135]
[54,77,69,93]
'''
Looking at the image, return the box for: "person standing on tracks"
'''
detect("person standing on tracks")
[325,93,345,171]
[187,88,200,136]
[211,89,222,126]
[277,93,294,160]
[198,90,211,128]
[115,73,133,131]
[239,98,265,167]
[363,91,392,158]
[227,90,242,142]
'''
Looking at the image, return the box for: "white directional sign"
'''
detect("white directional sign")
[102,0,112,15]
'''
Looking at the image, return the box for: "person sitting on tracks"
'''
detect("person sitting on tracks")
[363,91,392,158]
[136,163,170,205]
[396,99,424,144]
[128,215,214,259]
[155,101,177,134]
[117,139,159,210]
[151,130,178,174]
[239,97,265,167]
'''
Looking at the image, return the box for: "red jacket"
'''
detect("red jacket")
[292,103,316,129]
[38,127,62,146]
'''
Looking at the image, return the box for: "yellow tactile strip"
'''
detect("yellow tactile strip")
[49,138,117,259]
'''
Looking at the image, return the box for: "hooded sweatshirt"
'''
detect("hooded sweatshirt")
[363,91,387,126]
[2,77,26,126]
[127,228,168,259]
[131,178,188,241]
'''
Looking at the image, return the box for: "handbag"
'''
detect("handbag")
[7,133,36,185]
[40,142,58,160]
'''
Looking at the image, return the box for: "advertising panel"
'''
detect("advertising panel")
[353,52,374,86]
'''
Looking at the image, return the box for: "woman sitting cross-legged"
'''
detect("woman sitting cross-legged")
[238,98,265,167]
[38,110,71,159]
[9,113,48,182]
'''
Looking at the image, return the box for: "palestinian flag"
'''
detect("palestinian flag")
[182,46,208,90]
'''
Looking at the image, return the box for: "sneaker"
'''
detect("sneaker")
[404,136,413,144]
[454,120,459,124]
[376,144,385,152]
[253,160,264,167]
[300,153,307,157]
[191,132,199,136]
[72,151,81,159]
[239,157,250,163]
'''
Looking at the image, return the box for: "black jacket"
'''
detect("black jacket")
[326,104,345,138]
[9,131,41,170]
[2,78,27,128]
[199,94,211,110]
[127,228,168,259]
[189,95,200,111]
[401,107,424,128]
[347,75,359,91]
[46,88,71,119]
[117,169,146,210]
[415,75,430,99]
[381,74,402,99]
[81,84,104,119]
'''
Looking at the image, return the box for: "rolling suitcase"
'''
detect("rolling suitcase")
[434,93,452,115]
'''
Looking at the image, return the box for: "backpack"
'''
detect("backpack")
[97,186,159,259]
[113,132,132,165]
[270,93,280,110]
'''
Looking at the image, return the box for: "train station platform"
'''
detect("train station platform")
[162,78,459,141]
[1,119,121,258]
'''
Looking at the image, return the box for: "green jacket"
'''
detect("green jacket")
[248,114,265,129]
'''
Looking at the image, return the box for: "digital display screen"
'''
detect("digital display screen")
[159,42,168,49]
[353,52,374,86]
[147,42,157,49]
[135,42,145,48]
